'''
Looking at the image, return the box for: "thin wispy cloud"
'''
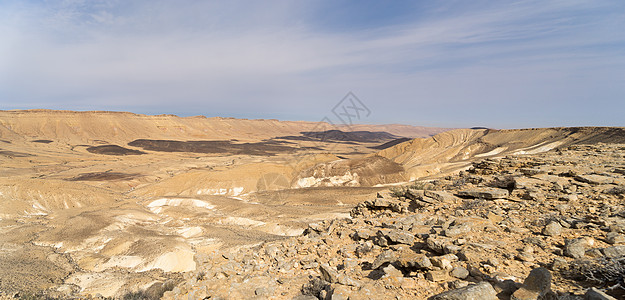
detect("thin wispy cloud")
[0,0,623,127]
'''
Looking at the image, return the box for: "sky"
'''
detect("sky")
[1,0,624,128]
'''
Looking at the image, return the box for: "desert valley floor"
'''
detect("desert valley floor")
[1,110,624,299]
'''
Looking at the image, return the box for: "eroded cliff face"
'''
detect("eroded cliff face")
[295,155,407,188]
[373,127,625,180]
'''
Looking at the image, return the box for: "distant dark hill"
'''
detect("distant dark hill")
[368,137,412,150]
[127,139,299,156]
[86,145,145,155]
[276,130,400,144]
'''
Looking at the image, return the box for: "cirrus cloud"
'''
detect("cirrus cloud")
[0,0,624,127]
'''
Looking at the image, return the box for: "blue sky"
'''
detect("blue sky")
[1,0,624,128]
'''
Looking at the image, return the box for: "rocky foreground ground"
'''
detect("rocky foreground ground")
[2,143,624,299]
[159,143,625,300]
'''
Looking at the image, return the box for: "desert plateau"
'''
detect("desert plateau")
[0,110,623,299]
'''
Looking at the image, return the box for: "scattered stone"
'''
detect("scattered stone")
[448,280,470,289]
[337,274,361,287]
[372,250,395,270]
[383,230,415,245]
[487,212,504,223]
[522,236,547,250]
[601,245,625,258]
[354,241,374,258]
[543,221,563,236]
[426,270,450,282]
[528,191,545,201]
[575,174,614,185]
[550,257,567,270]
[560,194,578,202]
[373,198,394,208]
[430,282,498,300]
[457,249,481,264]
[487,257,500,267]
[445,223,472,237]
[511,267,552,300]
[320,264,339,283]
[587,248,604,258]
[397,252,432,269]
[254,286,272,297]
[608,220,625,233]
[520,168,544,176]
[431,256,453,270]
[606,232,625,244]
[457,188,509,200]
[565,238,588,259]
[450,267,469,279]
[381,264,403,279]
[425,190,458,203]
[517,246,535,262]
[584,287,617,300]
[265,244,282,259]
[494,280,521,298]
[427,236,454,254]
[355,229,376,240]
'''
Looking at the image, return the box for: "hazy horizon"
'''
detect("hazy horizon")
[1,1,624,128]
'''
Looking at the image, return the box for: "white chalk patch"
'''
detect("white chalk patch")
[475,147,507,157]
[217,216,265,227]
[297,171,360,188]
[177,226,203,238]
[195,187,245,196]
[94,256,143,272]
[138,248,196,272]
[146,198,215,214]
[513,141,563,155]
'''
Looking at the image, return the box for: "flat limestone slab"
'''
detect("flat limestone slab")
[456,187,509,199]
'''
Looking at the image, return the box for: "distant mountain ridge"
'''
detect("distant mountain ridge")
[0,110,450,144]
